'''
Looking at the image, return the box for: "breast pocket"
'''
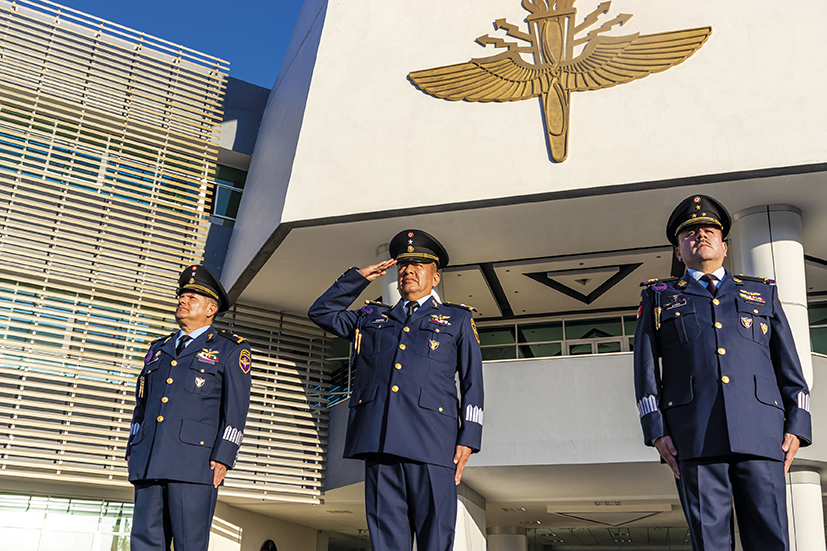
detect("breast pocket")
[414,323,456,361]
[361,322,396,355]
[659,302,700,348]
[736,300,772,344]
[185,363,218,395]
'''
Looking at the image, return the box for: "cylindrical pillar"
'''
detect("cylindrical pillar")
[488,527,527,551]
[728,205,813,387]
[787,469,827,551]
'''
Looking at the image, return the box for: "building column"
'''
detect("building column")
[455,482,487,551]
[730,207,824,550]
[787,469,827,551]
[728,205,813,387]
[487,527,527,551]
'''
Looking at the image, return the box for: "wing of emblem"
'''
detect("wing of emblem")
[561,27,712,91]
[409,52,553,102]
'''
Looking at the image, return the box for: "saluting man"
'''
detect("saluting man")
[309,229,484,551]
[634,195,812,551]
[127,265,252,551]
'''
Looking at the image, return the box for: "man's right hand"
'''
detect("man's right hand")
[358,259,397,282]
[654,436,680,479]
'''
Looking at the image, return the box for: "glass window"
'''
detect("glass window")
[811,327,827,355]
[568,342,594,355]
[597,341,622,354]
[212,186,243,219]
[517,321,562,343]
[478,326,515,346]
[809,303,827,326]
[210,164,248,224]
[481,346,516,361]
[565,317,622,340]
[623,315,637,336]
[518,343,562,358]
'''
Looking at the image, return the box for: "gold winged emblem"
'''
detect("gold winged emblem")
[408,0,712,162]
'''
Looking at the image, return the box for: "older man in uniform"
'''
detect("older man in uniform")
[634,195,812,551]
[126,265,252,551]
[309,229,484,551]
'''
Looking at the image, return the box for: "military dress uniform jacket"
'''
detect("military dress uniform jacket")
[634,271,811,461]
[308,268,484,468]
[126,327,252,485]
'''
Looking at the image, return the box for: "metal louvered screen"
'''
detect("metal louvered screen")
[214,304,330,504]
[0,0,225,489]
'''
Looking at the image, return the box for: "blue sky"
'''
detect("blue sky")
[57,0,305,89]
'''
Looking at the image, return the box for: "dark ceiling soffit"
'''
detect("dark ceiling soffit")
[805,254,827,267]
[226,163,826,302]
[480,263,514,317]
[524,263,643,305]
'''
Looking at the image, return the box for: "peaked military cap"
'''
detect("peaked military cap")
[666,194,731,246]
[176,264,230,312]
[389,229,449,269]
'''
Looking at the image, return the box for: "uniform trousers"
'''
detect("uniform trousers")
[131,480,219,551]
[365,455,457,551]
[677,456,788,551]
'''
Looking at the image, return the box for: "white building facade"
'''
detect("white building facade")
[221,0,827,549]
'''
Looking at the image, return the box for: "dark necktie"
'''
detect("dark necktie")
[700,274,718,297]
[406,301,419,318]
[176,334,191,356]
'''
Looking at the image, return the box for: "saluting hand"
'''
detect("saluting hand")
[782,433,800,475]
[211,460,228,488]
[358,259,397,282]
[654,436,680,479]
[453,445,473,485]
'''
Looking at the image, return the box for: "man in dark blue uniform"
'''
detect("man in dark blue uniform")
[634,195,812,551]
[127,265,252,551]
[309,229,484,551]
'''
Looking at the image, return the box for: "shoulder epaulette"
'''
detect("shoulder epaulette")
[442,302,478,312]
[153,331,176,345]
[365,299,393,308]
[735,274,776,285]
[640,277,679,288]
[218,329,247,344]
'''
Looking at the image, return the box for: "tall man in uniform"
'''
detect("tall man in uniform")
[126,265,252,551]
[634,195,812,551]
[309,229,484,551]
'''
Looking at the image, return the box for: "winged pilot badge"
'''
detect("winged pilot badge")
[408,0,712,162]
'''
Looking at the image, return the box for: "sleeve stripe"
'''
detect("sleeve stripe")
[465,405,484,426]
[222,426,244,446]
[637,395,658,418]
[797,391,810,413]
